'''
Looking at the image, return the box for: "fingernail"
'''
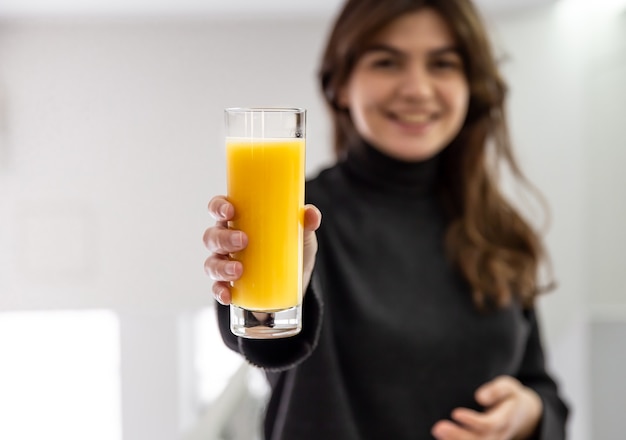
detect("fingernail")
[230,232,242,247]
[225,262,237,276]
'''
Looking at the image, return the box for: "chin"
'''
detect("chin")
[384,145,445,162]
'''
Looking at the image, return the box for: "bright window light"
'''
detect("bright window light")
[0,309,122,440]
[193,307,243,405]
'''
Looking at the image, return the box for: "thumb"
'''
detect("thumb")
[475,376,517,407]
[303,204,321,256]
[302,205,321,292]
[303,204,322,232]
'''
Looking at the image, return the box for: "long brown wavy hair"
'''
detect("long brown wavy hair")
[319,0,553,309]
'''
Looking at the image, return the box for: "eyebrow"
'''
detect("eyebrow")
[362,43,461,57]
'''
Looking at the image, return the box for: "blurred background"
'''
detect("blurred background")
[0,0,624,439]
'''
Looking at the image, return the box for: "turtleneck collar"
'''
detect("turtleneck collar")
[339,139,442,197]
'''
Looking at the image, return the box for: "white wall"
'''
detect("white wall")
[0,4,624,439]
[492,4,626,439]
[491,6,590,439]
[0,16,335,440]
[0,18,333,312]
[583,7,626,440]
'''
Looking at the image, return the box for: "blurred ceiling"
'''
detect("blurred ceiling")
[0,0,557,19]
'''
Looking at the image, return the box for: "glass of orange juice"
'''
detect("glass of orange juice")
[224,108,306,338]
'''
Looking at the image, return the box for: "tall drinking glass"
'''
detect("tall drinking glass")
[224,108,306,339]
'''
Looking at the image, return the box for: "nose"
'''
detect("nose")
[397,63,434,100]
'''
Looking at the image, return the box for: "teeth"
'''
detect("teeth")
[397,113,430,124]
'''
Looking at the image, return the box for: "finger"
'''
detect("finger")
[302,205,320,277]
[204,254,243,282]
[208,195,234,225]
[303,204,322,231]
[212,281,232,305]
[454,398,515,435]
[431,419,478,440]
[476,375,519,407]
[450,408,492,434]
[203,225,248,254]
[451,405,513,436]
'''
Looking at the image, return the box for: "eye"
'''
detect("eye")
[370,57,399,69]
[360,51,402,70]
[431,57,463,71]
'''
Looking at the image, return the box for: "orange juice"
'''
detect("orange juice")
[226,138,305,311]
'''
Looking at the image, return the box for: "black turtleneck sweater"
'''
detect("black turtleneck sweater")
[216,143,569,439]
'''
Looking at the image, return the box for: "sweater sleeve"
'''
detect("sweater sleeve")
[516,309,570,440]
[215,273,324,372]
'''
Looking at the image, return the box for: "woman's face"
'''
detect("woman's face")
[339,8,470,161]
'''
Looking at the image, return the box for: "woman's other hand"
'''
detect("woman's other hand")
[431,375,543,440]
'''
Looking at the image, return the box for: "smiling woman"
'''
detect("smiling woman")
[336,9,470,161]
[204,0,569,439]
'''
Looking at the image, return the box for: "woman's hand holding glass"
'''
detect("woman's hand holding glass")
[204,195,322,306]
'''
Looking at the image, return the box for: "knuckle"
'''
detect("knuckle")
[203,257,214,277]
[202,228,213,248]
[212,282,226,303]
[208,196,230,221]
[205,228,227,254]
[204,255,223,280]
[205,255,239,281]
[208,195,224,211]
[211,282,220,297]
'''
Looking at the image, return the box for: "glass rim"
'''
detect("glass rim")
[225,107,306,114]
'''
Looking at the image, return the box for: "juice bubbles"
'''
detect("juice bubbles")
[226,138,305,311]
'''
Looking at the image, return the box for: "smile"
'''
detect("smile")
[395,113,432,124]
